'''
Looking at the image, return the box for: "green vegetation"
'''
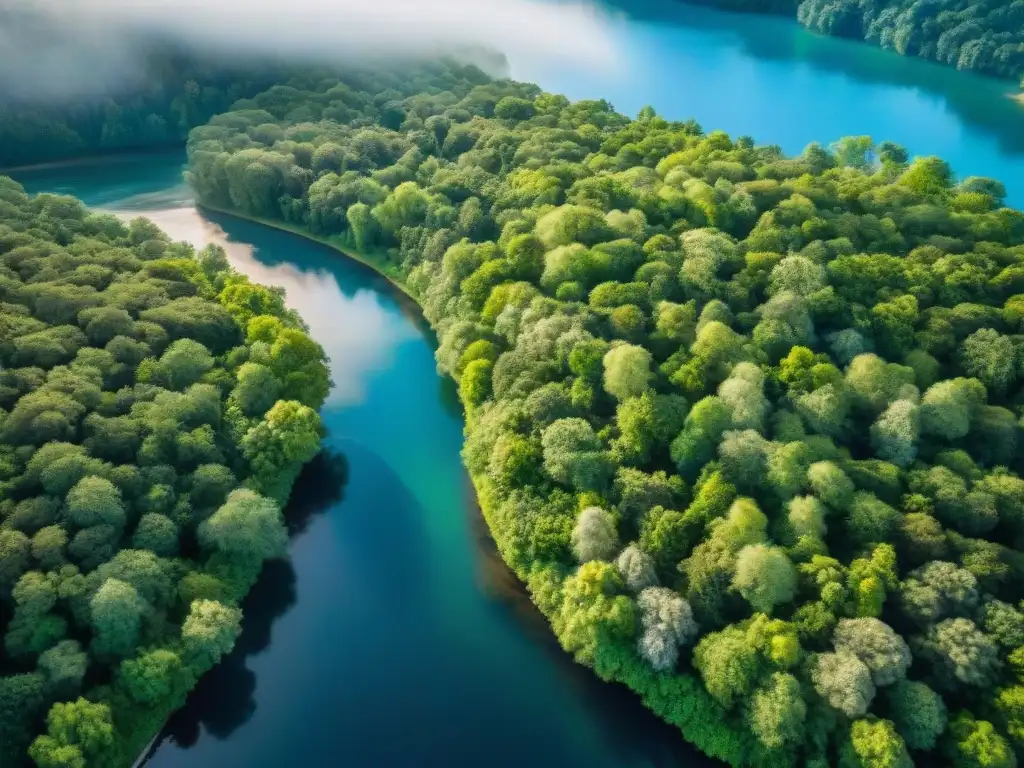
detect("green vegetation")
[0,181,329,765]
[679,0,1024,85]
[0,51,296,169]
[183,60,1024,766]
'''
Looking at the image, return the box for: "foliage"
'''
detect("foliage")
[181,59,1024,767]
[692,0,1024,84]
[0,184,328,767]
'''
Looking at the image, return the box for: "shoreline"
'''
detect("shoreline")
[195,203,419,303]
[189,202,736,767]
[0,144,186,175]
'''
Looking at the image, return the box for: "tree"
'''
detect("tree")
[198,489,287,565]
[732,544,797,614]
[64,476,126,531]
[0,673,45,765]
[831,136,874,169]
[900,157,952,196]
[921,618,1001,690]
[869,400,919,468]
[181,599,242,674]
[541,418,609,491]
[812,651,876,718]
[637,586,697,671]
[807,461,854,509]
[31,526,68,571]
[719,363,769,432]
[886,679,947,750]
[118,648,190,706]
[556,561,636,666]
[602,344,653,401]
[747,672,806,750]
[232,362,280,417]
[131,513,179,557]
[0,529,31,594]
[28,698,114,768]
[719,429,770,491]
[153,338,214,390]
[960,329,1016,396]
[847,492,901,547]
[37,641,88,700]
[943,713,1016,768]
[920,378,986,441]
[190,463,237,512]
[788,495,827,539]
[900,561,979,626]
[833,618,910,686]
[571,506,619,563]
[839,718,912,768]
[242,400,322,496]
[694,624,761,709]
[90,578,146,659]
[616,544,658,592]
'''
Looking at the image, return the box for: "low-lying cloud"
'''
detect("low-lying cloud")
[0,0,619,101]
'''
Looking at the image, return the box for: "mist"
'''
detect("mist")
[0,0,620,102]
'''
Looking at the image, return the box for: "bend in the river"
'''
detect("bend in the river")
[16,151,710,768]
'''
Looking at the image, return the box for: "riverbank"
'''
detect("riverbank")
[194,203,744,767]
[196,203,417,302]
[665,0,1022,88]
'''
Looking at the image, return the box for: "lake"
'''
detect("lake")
[514,0,1024,207]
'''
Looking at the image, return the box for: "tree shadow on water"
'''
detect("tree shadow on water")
[153,449,349,750]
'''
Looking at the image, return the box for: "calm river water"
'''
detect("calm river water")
[16,153,706,768]
[12,3,1024,765]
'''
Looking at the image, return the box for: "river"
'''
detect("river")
[11,3,1024,766]
[15,152,706,768]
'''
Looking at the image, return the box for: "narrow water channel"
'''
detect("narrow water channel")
[15,152,711,768]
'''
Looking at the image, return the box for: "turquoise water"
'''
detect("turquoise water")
[514,0,1024,207]
[16,153,704,768]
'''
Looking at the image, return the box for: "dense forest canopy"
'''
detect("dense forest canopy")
[675,0,1024,84]
[0,181,330,766]
[184,59,1024,767]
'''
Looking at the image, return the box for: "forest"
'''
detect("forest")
[679,0,1024,84]
[0,182,330,765]
[0,48,297,169]
[181,60,1024,767]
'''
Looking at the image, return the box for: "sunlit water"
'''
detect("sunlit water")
[16,153,705,768]
[513,0,1024,207]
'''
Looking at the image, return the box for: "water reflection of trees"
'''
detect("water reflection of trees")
[152,449,349,750]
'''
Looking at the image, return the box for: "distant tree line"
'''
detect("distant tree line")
[679,0,1024,85]
[0,182,329,765]
[183,59,1024,767]
[0,48,297,169]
